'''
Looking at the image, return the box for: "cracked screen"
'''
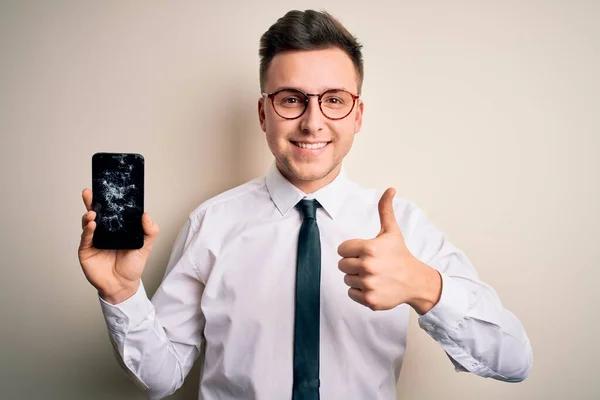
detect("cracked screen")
[92,153,144,249]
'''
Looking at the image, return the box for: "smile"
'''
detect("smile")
[291,141,330,149]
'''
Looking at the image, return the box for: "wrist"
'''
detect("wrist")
[407,260,442,315]
[99,280,140,305]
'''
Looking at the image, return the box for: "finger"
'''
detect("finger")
[377,187,400,236]
[337,238,367,258]
[343,274,366,290]
[81,211,96,230]
[139,213,160,255]
[338,257,363,275]
[79,220,96,251]
[82,188,93,212]
[348,287,367,307]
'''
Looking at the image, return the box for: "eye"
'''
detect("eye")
[322,94,348,108]
[281,96,303,104]
[324,96,344,104]
[274,90,307,108]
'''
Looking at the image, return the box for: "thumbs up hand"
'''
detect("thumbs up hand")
[337,188,442,313]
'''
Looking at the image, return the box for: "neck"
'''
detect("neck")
[277,162,342,194]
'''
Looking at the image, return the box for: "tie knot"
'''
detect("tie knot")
[296,199,320,219]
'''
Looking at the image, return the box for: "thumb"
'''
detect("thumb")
[377,187,400,236]
[141,212,160,253]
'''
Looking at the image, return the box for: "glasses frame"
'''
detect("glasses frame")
[262,88,360,121]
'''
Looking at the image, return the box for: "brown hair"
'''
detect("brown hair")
[259,10,364,94]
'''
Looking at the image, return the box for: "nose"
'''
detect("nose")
[299,95,324,134]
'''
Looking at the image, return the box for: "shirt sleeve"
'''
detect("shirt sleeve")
[402,201,533,382]
[99,215,207,400]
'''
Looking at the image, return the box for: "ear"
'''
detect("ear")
[354,99,364,134]
[258,97,267,133]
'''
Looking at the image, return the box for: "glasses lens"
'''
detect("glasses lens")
[272,90,307,119]
[320,90,355,119]
[270,89,356,119]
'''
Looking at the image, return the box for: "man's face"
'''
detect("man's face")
[258,47,364,192]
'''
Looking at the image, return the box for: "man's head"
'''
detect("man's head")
[258,10,365,193]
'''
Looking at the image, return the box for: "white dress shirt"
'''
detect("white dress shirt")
[100,163,532,400]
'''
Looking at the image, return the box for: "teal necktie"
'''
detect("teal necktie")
[292,199,321,400]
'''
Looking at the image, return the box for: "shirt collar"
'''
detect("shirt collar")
[265,162,350,220]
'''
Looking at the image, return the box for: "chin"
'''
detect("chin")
[295,170,328,182]
[286,161,337,183]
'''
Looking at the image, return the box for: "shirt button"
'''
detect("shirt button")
[423,324,435,332]
[116,318,125,324]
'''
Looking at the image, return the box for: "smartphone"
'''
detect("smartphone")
[91,152,144,249]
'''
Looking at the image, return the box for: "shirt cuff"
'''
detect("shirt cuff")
[417,271,472,338]
[99,281,154,333]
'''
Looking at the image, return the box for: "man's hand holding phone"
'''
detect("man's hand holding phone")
[78,188,160,305]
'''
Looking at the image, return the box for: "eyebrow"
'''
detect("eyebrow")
[270,86,352,94]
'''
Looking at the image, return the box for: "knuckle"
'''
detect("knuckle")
[363,291,375,306]
[361,259,376,275]
[362,276,375,290]
[363,242,377,256]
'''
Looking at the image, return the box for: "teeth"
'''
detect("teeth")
[295,142,328,149]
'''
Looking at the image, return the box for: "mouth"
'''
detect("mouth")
[290,140,331,150]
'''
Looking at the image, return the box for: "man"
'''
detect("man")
[78,9,532,400]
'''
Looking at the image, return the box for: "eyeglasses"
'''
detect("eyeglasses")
[262,88,360,120]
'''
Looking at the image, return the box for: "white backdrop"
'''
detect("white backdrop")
[1,1,598,399]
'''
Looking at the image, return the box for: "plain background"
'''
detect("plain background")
[1,1,598,399]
